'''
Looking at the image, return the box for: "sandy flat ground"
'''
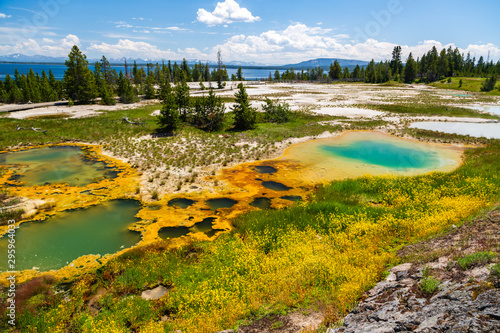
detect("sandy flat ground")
[3,82,499,121]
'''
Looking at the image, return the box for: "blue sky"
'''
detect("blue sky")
[0,0,499,64]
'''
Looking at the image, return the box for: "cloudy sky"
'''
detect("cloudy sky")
[0,0,499,64]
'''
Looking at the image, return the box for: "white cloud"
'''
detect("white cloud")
[88,39,179,59]
[206,24,500,65]
[151,26,189,32]
[0,22,498,65]
[116,23,133,28]
[0,13,12,18]
[0,34,80,57]
[197,0,260,26]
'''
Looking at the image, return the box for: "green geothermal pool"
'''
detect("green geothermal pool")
[281,131,463,183]
[0,146,117,186]
[0,200,142,272]
[319,140,440,169]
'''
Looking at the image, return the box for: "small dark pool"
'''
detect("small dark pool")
[281,195,302,202]
[168,198,197,209]
[262,181,292,191]
[205,198,238,210]
[158,217,224,239]
[250,197,272,209]
[158,226,191,239]
[253,165,277,174]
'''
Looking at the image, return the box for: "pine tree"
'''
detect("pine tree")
[27,68,41,102]
[404,53,417,83]
[40,70,57,102]
[94,61,116,105]
[117,71,138,104]
[159,78,171,102]
[274,70,281,81]
[236,67,243,81]
[4,74,22,103]
[481,74,497,92]
[352,65,361,79]
[343,67,350,80]
[329,60,342,80]
[157,93,180,134]
[64,45,97,104]
[192,89,225,131]
[390,46,403,78]
[144,74,156,99]
[175,80,191,121]
[48,69,60,100]
[232,83,256,130]
[0,78,6,102]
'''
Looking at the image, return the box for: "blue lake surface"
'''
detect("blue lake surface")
[319,140,439,169]
[0,63,283,80]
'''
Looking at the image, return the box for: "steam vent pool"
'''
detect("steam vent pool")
[0,200,142,272]
[280,131,463,183]
[0,146,117,186]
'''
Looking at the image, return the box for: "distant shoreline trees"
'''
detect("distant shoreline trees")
[0,44,499,105]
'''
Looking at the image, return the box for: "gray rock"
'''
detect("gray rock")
[329,275,500,333]
[141,285,169,300]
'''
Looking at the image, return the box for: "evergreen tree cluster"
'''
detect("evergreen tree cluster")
[0,46,231,105]
[364,46,500,84]
[157,83,227,134]
[0,68,62,104]
[269,46,500,85]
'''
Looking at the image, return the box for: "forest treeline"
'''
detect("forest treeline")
[1,44,499,105]
[0,46,238,105]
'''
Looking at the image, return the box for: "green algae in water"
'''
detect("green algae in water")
[319,140,439,169]
[0,146,117,187]
[0,200,142,272]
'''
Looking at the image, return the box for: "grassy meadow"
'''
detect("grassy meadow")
[3,136,500,332]
[430,77,500,95]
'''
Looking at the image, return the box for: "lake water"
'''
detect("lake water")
[0,146,117,187]
[410,122,500,139]
[0,200,142,272]
[0,63,283,80]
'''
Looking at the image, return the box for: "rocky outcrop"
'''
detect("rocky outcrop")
[329,263,500,333]
[330,209,500,333]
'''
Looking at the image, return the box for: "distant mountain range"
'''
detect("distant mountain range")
[0,54,369,69]
[284,58,370,70]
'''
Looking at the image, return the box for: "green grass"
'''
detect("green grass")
[0,104,160,150]
[344,119,390,130]
[430,77,500,95]
[419,275,440,294]
[457,251,497,270]
[369,103,499,119]
[490,263,500,278]
[403,128,495,145]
